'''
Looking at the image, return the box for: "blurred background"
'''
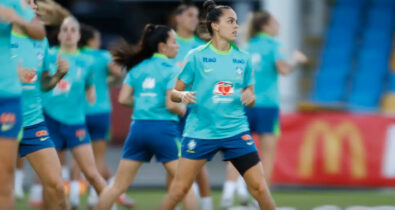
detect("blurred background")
[17,0,395,209]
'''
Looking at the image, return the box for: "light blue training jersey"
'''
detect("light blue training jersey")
[246,32,287,107]
[172,34,205,68]
[124,53,179,122]
[11,32,50,127]
[178,41,254,139]
[42,48,94,125]
[81,47,113,115]
[0,0,34,97]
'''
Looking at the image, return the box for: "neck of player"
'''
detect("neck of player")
[177,28,194,39]
[61,44,78,54]
[211,36,231,52]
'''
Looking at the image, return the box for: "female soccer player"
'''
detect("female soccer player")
[10,0,70,209]
[41,16,108,207]
[173,2,213,209]
[76,24,134,208]
[95,24,197,210]
[0,0,45,208]
[159,1,276,209]
[221,10,307,207]
[223,11,308,205]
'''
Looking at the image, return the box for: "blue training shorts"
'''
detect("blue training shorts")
[0,97,23,140]
[44,113,91,150]
[86,113,111,141]
[245,107,280,135]
[122,120,180,163]
[19,122,55,157]
[181,131,258,161]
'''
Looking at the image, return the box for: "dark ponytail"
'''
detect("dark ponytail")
[248,10,271,40]
[78,24,98,48]
[111,24,172,71]
[202,0,231,35]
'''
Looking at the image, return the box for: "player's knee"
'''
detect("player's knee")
[169,183,190,201]
[84,170,101,184]
[249,181,267,196]
[43,177,65,198]
[0,168,13,194]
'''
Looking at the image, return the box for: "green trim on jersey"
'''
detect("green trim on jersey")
[152,53,168,59]
[11,30,28,39]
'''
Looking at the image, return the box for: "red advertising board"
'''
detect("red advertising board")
[272,113,395,187]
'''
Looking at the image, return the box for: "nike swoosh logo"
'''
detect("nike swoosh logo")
[247,142,254,146]
[204,68,214,73]
[40,137,49,141]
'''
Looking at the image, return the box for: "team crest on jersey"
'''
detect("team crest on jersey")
[0,113,16,132]
[236,66,243,75]
[37,52,44,62]
[187,139,196,153]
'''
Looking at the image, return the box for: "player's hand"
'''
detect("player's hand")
[181,91,197,105]
[56,53,69,76]
[0,6,19,24]
[17,61,37,83]
[292,50,308,64]
[241,88,255,107]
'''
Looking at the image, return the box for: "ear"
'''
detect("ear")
[211,22,219,32]
[158,42,167,53]
[175,14,182,24]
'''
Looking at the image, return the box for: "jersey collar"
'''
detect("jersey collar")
[11,30,29,39]
[153,53,168,59]
[208,41,234,55]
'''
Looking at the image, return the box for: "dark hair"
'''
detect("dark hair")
[202,0,231,35]
[248,10,271,40]
[175,0,197,15]
[111,24,172,71]
[78,24,98,48]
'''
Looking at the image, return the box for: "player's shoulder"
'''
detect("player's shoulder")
[231,43,250,59]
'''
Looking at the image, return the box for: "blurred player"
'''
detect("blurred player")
[41,16,109,208]
[0,0,45,208]
[95,24,197,210]
[173,1,213,209]
[73,24,135,208]
[159,1,275,210]
[11,0,69,209]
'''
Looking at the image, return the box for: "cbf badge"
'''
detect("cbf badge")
[187,139,197,153]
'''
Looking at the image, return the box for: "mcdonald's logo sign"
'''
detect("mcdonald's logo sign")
[299,121,366,179]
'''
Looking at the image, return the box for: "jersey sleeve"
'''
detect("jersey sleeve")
[166,66,179,90]
[85,57,95,88]
[103,51,113,76]
[123,70,134,88]
[178,52,195,86]
[12,0,34,22]
[41,39,50,73]
[274,42,287,61]
[243,56,255,88]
